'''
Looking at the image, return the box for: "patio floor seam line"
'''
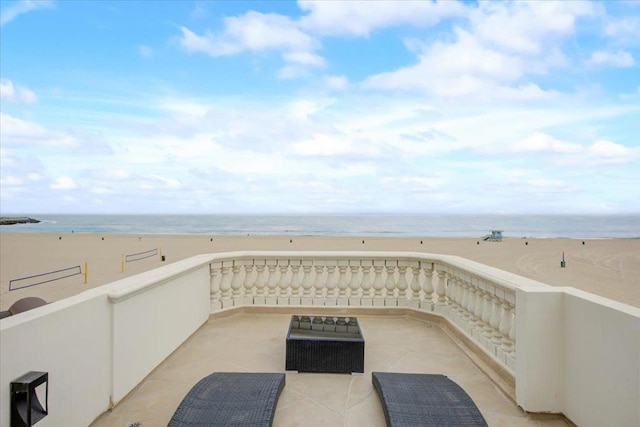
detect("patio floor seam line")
[291,387,347,419]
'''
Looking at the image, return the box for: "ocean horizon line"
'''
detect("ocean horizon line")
[1,213,638,239]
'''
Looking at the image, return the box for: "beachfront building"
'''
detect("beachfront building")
[1,251,638,426]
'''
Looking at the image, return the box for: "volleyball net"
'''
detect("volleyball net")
[9,265,83,291]
[125,248,159,263]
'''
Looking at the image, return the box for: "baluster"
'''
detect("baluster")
[458,279,470,320]
[372,260,385,306]
[434,269,447,306]
[337,260,349,305]
[301,260,313,305]
[220,261,232,307]
[325,262,337,304]
[422,262,434,308]
[397,262,409,306]
[489,295,503,345]
[266,261,278,301]
[254,260,266,304]
[507,306,516,354]
[447,275,461,318]
[384,260,397,306]
[473,288,488,337]
[460,280,473,325]
[210,262,222,310]
[289,260,301,305]
[471,287,484,333]
[242,261,255,306]
[458,277,473,326]
[409,261,422,308]
[481,289,494,340]
[360,260,373,306]
[313,262,325,305]
[231,263,242,301]
[498,300,512,351]
[278,259,290,305]
[277,261,289,293]
[445,272,455,306]
[349,260,361,305]
[468,284,479,319]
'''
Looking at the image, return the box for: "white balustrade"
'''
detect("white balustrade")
[207,252,520,372]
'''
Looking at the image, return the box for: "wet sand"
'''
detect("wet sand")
[1,233,638,310]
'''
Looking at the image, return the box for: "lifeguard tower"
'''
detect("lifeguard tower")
[483,230,503,242]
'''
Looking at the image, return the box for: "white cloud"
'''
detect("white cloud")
[0,79,37,103]
[471,1,594,54]
[493,132,639,166]
[291,134,352,157]
[277,65,307,80]
[298,0,466,36]
[363,28,535,98]
[381,176,442,192]
[179,11,324,79]
[1,175,23,186]
[0,113,81,148]
[282,51,325,67]
[361,1,595,99]
[51,176,78,190]
[324,75,348,90]
[510,132,582,154]
[289,98,334,120]
[604,16,640,41]
[0,0,53,26]
[588,50,635,67]
[0,113,48,139]
[179,12,316,57]
[179,27,238,56]
[587,139,640,163]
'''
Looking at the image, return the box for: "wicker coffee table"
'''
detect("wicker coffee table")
[286,315,364,374]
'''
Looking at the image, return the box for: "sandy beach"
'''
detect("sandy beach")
[1,233,638,310]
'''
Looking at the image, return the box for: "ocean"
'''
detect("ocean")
[1,214,639,238]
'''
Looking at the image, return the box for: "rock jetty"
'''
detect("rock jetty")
[0,217,41,225]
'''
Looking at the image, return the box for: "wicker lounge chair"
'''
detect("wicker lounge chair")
[372,372,488,427]
[168,372,285,427]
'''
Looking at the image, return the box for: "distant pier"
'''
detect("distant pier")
[0,217,40,225]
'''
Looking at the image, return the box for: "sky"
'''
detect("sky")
[1,0,639,215]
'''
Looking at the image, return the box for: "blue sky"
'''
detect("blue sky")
[1,0,638,215]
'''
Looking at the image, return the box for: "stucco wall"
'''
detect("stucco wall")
[0,256,212,427]
[110,261,211,403]
[562,290,639,427]
[516,286,640,427]
[0,291,112,427]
